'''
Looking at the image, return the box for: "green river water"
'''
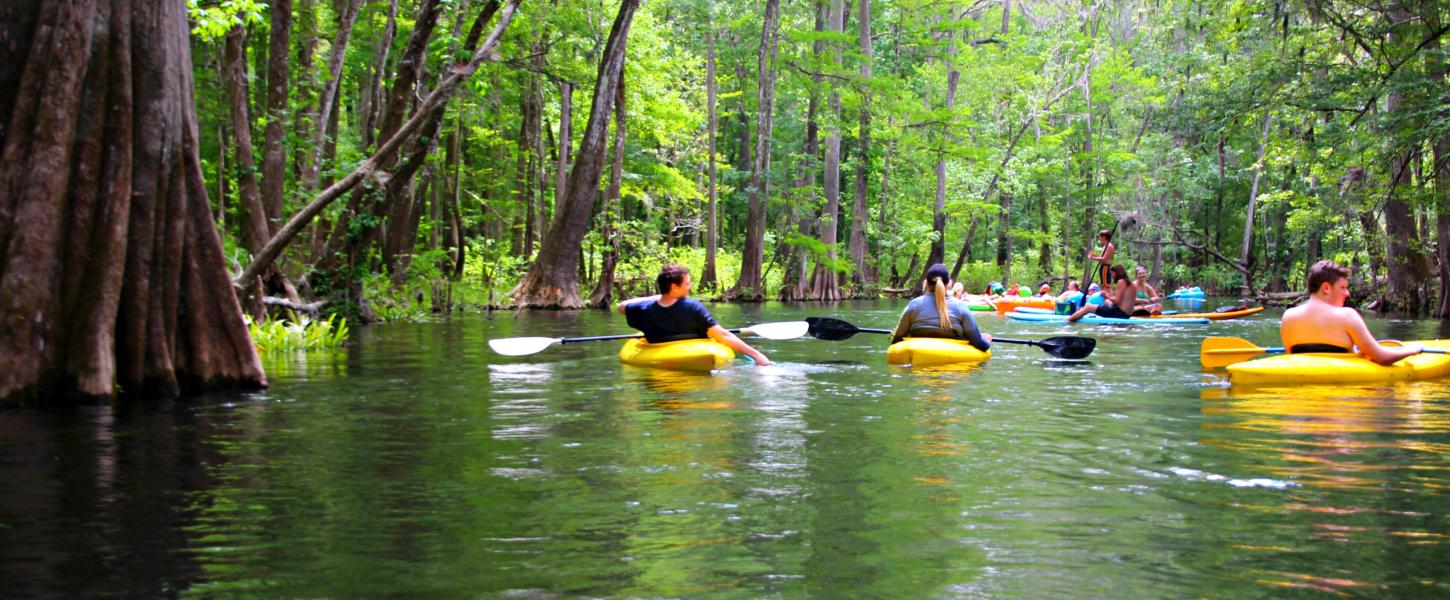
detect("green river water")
[5,299,1450,598]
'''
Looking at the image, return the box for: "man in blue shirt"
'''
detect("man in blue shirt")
[617,264,772,365]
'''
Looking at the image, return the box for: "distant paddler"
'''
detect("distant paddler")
[1280,260,1419,364]
[616,264,772,366]
[889,264,992,351]
[1086,229,1116,286]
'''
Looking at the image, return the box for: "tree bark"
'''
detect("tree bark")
[810,0,845,302]
[1430,12,1450,317]
[513,0,639,308]
[731,0,781,301]
[700,27,720,290]
[997,193,1013,283]
[1,0,265,406]
[588,75,627,308]
[848,0,872,290]
[221,27,271,271]
[555,80,572,217]
[261,0,292,227]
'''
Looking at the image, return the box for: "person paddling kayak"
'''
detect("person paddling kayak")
[1280,260,1419,365]
[617,264,772,366]
[1086,229,1116,286]
[889,264,992,350]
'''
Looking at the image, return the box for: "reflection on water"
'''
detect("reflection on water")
[5,301,1450,597]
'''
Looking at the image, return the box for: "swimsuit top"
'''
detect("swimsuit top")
[1288,343,1351,354]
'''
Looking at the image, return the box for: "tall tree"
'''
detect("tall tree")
[261,0,292,226]
[513,0,640,308]
[848,0,873,289]
[588,73,628,308]
[731,0,781,301]
[700,26,720,290]
[811,0,845,301]
[1,0,266,406]
[929,7,959,267]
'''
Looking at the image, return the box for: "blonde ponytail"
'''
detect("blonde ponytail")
[933,278,950,329]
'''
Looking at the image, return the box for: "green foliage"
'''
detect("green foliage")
[188,0,267,40]
[246,313,350,352]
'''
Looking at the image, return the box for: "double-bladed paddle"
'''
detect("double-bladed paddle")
[1199,336,1444,368]
[488,321,809,357]
[804,317,1097,360]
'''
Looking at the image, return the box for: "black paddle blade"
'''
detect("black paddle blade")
[1038,336,1096,359]
[805,317,861,341]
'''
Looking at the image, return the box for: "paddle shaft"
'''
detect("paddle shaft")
[557,326,758,345]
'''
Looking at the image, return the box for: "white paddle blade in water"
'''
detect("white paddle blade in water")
[488,336,562,356]
[740,321,809,340]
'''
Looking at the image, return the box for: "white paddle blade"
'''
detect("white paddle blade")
[488,337,562,356]
[740,321,809,340]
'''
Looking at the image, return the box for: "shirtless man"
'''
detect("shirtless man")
[617,264,772,365]
[1280,260,1420,365]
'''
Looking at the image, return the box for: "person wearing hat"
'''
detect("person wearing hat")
[889,264,992,350]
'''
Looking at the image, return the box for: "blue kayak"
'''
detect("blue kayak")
[1006,311,1209,325]
[1168,286,1205,299]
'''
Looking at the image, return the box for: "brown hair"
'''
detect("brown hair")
[1306,260,1349,294]
[656,264,690,294]
[1108,264,1129,283]
[923,263,952,329]
[1098,229,1112,242]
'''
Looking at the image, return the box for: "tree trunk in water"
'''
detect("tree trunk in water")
[514,0,639,308]
[731,0,780,301]
[261,0,291,227]
[588,78,627,308]
[1238,112,1272,293]
[810,0,844,302]
[700,27,720,290]
[1,0,265,406]
[848,0,872,290]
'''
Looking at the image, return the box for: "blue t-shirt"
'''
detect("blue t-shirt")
[624,298,719,343]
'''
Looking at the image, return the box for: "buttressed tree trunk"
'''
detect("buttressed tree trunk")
[0,0,266,406]
[514,0,639,308]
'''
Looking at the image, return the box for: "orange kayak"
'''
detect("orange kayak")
[1146,306,1264,321]
[992,297,1056,314]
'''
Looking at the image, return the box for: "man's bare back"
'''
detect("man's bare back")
[1281,264,1420,365]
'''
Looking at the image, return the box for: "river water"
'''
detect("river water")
[4,299,1450,598]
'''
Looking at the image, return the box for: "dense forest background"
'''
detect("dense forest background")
[189,0,1450,316]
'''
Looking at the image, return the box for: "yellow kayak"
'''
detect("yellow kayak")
[619,338,733,372]
[1227,339,1450,385]
[886,337,990,367]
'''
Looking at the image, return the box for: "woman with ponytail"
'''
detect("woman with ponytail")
[888,264,992,351]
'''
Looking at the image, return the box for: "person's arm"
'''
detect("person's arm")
[955,307,992,351]
[616,294,661,315]
[1146,283,1160,302]
[708,325,771,366]
[1343,309,1422,365]
[889,306,913,345]
[1101,242,1115,263]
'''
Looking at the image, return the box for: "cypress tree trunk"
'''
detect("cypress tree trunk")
[1,0,265,406]
[810,0,844,302]
[732,0,781,301]
[514,0,639,308]
[700,27,720,290]
[848,0,873,291]
[588,77,628,308]
[261,0,292,226]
